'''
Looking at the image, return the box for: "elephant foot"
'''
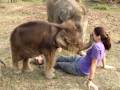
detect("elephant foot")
[45,70,55,79]
[13,68,21,74]
[22,67,33,73]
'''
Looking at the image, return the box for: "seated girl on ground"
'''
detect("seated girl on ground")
[54,27,111,87]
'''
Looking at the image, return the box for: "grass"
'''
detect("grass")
[83,0,120,12]
[0,1,120,90]
[93,3,110,10]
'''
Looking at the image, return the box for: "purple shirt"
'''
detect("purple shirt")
[75,41,105,75]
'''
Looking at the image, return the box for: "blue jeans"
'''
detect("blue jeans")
[55,55,85,76]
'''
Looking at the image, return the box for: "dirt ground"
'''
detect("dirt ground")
[0,2,120,90]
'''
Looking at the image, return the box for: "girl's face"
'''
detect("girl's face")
[93,31,101,42]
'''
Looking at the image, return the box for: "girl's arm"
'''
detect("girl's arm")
[88,58,97,80]
[102,56,116,70]
[86,58,98,89]
[102,56,106,68]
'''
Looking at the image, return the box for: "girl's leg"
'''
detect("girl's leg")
[56,55,80,62]
[55,62,79,75]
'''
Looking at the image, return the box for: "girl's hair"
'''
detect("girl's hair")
[94,27,111,50]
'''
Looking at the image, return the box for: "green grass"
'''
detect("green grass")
[21,0,46,3]
[93,3,110,10]
[0,1,120,90]
[83,0,120,11]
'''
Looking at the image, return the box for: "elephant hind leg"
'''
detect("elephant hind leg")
[11,50,21,73]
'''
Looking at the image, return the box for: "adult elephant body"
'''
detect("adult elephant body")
[47,0,89,53]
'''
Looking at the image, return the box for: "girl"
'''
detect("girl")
[55,27,111,87]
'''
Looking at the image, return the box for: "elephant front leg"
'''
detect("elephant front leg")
[44,53,56,79]
[22,58,33,73]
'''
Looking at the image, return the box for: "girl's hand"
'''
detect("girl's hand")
[85,80,98,90]
[86,79,92,87]
[104,65,116,70]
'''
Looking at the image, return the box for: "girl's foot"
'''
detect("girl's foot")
[30,55,44,65]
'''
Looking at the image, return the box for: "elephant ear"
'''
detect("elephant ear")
[49,20,77,31]
[55,30,67,48]
[49,23,67,48]
[50,20,78,48]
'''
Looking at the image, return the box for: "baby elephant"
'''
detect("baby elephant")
[10,20,84,79]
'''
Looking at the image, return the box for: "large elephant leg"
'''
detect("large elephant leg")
[77,16,89,55]
[47,0,56,22]
[82,16,88,42]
